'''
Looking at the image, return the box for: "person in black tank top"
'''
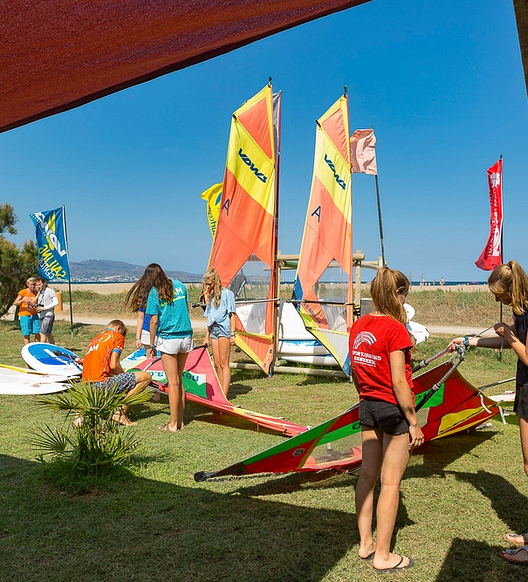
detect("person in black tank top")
[448,260,528,565]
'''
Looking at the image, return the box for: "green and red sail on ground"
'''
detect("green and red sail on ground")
[194,360,502,481]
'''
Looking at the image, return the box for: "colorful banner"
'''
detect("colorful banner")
[475,159,503,271]
[30,207,70,280]
[200,182,223,238]
[350,128,377,175]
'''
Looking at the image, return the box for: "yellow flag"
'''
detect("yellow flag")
[200,182,222,238]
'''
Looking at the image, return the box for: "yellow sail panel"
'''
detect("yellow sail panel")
[293,94,353,375]
[225,122,275,216]
[208,84,280,375]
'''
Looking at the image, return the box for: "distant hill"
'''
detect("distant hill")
[69,259,203,283]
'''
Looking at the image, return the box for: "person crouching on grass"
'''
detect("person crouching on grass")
[349,267,424,573]
[81,320,151,426]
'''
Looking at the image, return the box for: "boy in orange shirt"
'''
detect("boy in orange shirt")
[82,320,151,425]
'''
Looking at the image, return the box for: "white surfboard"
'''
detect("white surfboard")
[121,347,148,370]
[279,353,340,367]
[22,342,82,377]
[0,366,70,395]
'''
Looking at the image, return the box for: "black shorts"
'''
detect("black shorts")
[360,398,409,436]
[514,384,528,420]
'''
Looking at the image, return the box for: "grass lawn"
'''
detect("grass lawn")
[1,294,527,581]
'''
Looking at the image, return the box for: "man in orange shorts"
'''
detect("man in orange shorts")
[82,319,151,425]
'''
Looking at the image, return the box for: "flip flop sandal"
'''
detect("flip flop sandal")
[359,552,375,561]
[503,533,528,546]
[374,555,414,573]
[500,546,528,564]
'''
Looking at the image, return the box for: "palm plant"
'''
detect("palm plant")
[31,381,153,476]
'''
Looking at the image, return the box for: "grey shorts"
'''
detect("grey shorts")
[39,312,55,334]
[360,398,409,436]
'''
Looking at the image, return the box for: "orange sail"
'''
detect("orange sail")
[208,84,280,374]
[293,94,353,374]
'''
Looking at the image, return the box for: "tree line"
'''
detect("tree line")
[0,203,38,317]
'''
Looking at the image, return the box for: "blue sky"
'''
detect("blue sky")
[1,0,526,282]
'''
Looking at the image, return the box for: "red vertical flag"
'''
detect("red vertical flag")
[475,159,503,271]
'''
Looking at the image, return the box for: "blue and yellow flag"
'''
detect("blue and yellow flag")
[200,182,222,238]
[30,207,70,281]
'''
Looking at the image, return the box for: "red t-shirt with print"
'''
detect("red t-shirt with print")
[349,314,414,406]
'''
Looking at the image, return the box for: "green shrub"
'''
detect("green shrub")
[31,382,153,477]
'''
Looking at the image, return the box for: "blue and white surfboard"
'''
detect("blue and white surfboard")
[22,342,82,377]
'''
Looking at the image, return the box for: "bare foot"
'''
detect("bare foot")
[503,533,528,547]
[500,546,528,565]
[159,422,180,433]
[373,553,414,572]
[112,412,137,426]
[358,543,376,560]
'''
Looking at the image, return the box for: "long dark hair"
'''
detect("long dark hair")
[126,263,173,310]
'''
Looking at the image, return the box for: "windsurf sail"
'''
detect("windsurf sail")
[208,83,281,375]
[133,347,306,437]
[292,93,353,375]
[195,356,502,481]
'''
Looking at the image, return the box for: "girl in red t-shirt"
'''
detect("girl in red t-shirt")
[349,267,424,573]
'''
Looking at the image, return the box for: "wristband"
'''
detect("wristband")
[230,333,235,337]
[462,336,470,348]
[136,338,141,341]
[150,345,156,349]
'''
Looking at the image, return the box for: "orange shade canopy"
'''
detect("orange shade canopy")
[0,0,369,134]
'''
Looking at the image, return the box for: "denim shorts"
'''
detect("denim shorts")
[208,323,230,340]
[360,398,409,436]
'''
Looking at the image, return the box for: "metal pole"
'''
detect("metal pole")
[499,154,504,361]
[270,80,281,376]
[372,126,385,266]
[62,205,74,338]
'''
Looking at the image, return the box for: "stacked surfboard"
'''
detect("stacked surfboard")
[0,343,82,395]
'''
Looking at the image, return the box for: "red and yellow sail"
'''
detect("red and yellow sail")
[293,94,353,374]
[208,84,280,374]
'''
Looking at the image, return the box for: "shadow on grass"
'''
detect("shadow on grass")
[406,431,497,478]
[451,469,528,538]
[0,453,356,582]
[435,538,528,582]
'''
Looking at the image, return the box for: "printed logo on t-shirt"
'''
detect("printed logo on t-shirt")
[352,331,381,368]
[352,331,376,350]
